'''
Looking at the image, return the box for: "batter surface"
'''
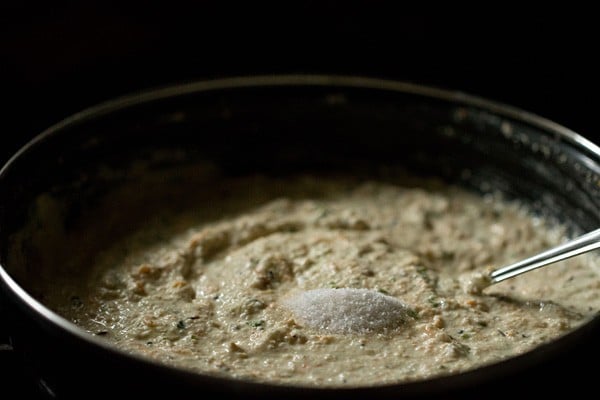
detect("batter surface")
[45,175,600,387]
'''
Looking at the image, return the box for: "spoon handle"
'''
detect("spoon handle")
[490,227,600,283]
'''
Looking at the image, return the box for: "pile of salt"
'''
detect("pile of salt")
[282,288,412,334]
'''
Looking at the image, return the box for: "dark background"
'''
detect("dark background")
[1,3,599,397]
[2,4,599,157]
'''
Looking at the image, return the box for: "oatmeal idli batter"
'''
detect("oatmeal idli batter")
[42,175,600,387]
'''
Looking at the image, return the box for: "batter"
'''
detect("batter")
[44,175,600,387]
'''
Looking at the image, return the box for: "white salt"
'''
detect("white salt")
[282,288,412,334]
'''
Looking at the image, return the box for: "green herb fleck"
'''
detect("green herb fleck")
[177,320,186,329]
[406,309,420,320]
[247,320,265,328]
[416,266,432,283]
[316,208,329,219]
[377,288,390,295]
[427,296,440,308]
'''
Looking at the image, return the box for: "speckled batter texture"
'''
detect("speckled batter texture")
[44,175,600,387]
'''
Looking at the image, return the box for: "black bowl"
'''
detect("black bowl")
[1,75,599,399]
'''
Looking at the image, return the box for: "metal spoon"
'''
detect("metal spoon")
[463,227,600,293]
[490,227,600,283]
